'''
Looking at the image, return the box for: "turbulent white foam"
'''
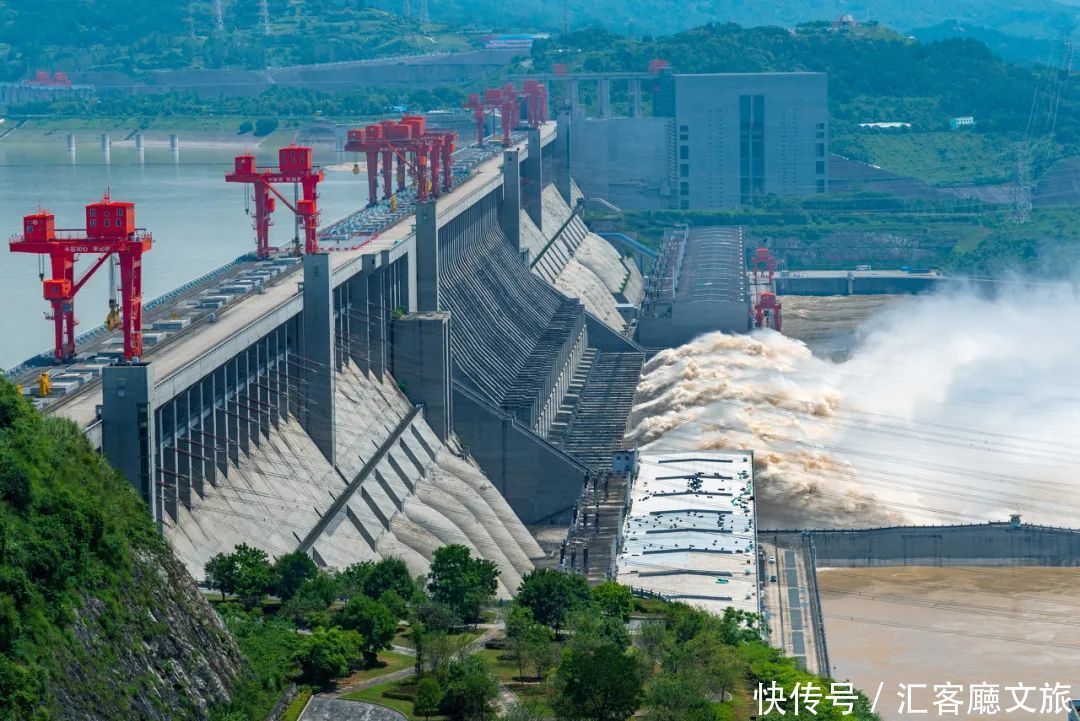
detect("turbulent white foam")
[628,283,1080,529]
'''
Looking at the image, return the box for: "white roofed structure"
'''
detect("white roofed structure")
[616,450,760,616]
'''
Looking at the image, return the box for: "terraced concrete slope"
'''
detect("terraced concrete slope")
[526,184,644,331]
[165,360,541,598]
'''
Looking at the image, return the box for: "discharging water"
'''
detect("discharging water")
[627,286,1080,529]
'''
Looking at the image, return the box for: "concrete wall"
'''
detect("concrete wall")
[674,73,829,208]
[774,274,947,296]
[453,382,588,524]
[767,523,1080,567]
[569,117,672,210]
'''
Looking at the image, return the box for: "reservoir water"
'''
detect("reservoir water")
[0,140,365,369]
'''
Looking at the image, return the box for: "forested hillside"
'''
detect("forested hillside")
[426,0,1077,41]
[0,0,470,81]
[0,380,244,720]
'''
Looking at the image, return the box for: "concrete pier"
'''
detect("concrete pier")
[301,253,336,463]
[101,364,158,520]
[524,129,543,230]
[501,148,522,251]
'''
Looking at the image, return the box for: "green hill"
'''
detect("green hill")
[0,380,244,720]
[426,0,1078,40]
[0,0,472,81]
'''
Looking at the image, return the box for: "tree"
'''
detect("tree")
[416,600,462,634]
[592,582,633,622]
[515,569,591,635]
[293,627,365,688]
[415,676,444,720]
[281,571,340,627]
[522,621,558,681]
[364,558,418,601]
[567,610,630,652]
[204,552,237,601]
[554,643,645,721]
[272,550,318,602]
[336,561,374,600]
[205,544,273,608]
[232,544,273,608]
[427,545,499,623]
[337,595,397,661]
[505,604,533,681]
[438,656,499,721]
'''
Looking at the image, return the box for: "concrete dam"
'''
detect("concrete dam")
[57,122,646,589]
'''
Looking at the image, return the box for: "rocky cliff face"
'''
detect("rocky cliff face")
[47,549,243,721]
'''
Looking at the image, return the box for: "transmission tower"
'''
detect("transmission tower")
[420,0,429,25]
[1011,32,1073,223]
[259,0,270,35]
[402,0,411,21]
[213,0,224,31]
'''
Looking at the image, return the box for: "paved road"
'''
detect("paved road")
[300,697,406,721]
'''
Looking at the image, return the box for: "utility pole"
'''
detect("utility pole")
[402,0,411,21]
[562,0,569,36]
[259,0,270,36]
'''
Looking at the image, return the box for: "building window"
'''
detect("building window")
[679,125,688,132]
[739,94,766,204]
[680,164,689,178]
[679,145,689,160]
[816,160,826,175]
[816,179,826,193]
[680,200,689,209]
[815,143,825,158]
[679,133,688,142]
[680,182,689,196]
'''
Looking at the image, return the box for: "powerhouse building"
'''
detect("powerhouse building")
[567,72,828,210]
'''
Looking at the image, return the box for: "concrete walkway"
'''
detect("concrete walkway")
[299,697,406,721]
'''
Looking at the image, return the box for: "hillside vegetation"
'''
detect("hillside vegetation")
[424,0,1079,40]
[0,380,244,720]
[0,0,472,80]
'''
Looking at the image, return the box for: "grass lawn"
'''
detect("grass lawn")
[338,650,415,685]
[475,648,556,713]
[282,688,314,721]
[342,679,450,721]
[836,131,1018,186]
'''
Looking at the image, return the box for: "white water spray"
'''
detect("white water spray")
[628,282,1080,529]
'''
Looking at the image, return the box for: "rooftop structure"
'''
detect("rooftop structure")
[636,226,751,348]
[616,450,759,616]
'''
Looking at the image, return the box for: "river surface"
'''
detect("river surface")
[0,141,364,369]
[820,566,1080,721]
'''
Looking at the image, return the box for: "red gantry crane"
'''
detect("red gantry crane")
[344,115,456,208]
[226,146,325,258]
[10,194,153,363]
[749,247,782,332]
[463,80,548,147]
